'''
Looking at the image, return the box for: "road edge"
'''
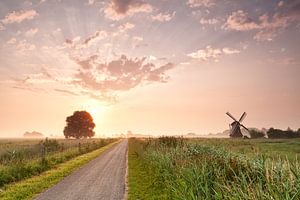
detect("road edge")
[123,139,129,200]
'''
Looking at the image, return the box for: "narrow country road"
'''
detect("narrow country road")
[35,139,128,200]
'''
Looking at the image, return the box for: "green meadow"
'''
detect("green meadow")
[128,137,300,200]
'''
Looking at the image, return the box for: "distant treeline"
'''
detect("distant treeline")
[267,128,300,139]
[249,128,300,139]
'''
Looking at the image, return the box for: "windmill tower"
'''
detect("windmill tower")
[226,112,249,138]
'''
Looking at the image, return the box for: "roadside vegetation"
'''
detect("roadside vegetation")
[0,138,117,188]
[0,140,119,200]
[128,137,300,200]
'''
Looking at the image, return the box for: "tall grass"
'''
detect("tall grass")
[0,138,116,187]
[130,137,300,200]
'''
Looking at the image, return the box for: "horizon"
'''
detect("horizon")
[1,0,300,138]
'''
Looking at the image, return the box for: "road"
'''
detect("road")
[35,140,128,200]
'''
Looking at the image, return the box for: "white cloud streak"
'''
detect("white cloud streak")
[1,10,38,24]
[151,12,176,22]
[188,46,240,62]
[187,0,215,8]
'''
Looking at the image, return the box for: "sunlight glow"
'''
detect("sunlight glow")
[79,101,107,122]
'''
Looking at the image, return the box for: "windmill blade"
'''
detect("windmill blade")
[226,112,237,121]
[240,124,249,131]
[238,112,247,123]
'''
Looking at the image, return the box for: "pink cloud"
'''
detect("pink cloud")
[83,30,108,47]
[223,10,259,31]
[65,31,107,49]
[25,28,39,37]
[104,0,153,21]
[118,22,135,32]
[73,54,175,92]
[224,5,300,41]
[0,23,4,30]
[6,38,36,52]
[1,10,38,24]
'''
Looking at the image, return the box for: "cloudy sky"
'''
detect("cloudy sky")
[0,0,299,137]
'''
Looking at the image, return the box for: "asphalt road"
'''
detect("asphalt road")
[35,140,128,200]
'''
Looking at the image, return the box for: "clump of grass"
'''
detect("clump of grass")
[157,136,185,148]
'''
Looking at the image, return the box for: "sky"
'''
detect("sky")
[0,0,300,137]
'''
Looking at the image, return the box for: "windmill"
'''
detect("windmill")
[226,112,249,138]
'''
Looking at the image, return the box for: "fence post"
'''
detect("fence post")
[61,142,64,152]
[41,144,46,164]
[78,142,81,153]
[86,143,90,152]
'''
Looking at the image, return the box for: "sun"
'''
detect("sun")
[88,105,106,120]
[88,107,100,118]
[78,101,107,121]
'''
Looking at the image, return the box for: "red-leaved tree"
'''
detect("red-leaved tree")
[64,111,95,139]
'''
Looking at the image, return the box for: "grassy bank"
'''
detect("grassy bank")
[0,138,116,187]
[0,140,119,200]
[128,139,170,200]
[128,138,300,200]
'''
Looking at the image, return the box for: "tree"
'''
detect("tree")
[64,111,95,139]
[249,129,265,139]
[267,128,285,138]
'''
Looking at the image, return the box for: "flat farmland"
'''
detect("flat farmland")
[128,137,300,200]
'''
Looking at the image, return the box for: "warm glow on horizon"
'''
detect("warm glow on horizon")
[81,101,107,120]
[0,0,299,138]
[82,101,108,135]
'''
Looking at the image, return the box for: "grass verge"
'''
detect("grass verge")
[0,140,120,200]
[128,139,170,200]
[0,138,116,187]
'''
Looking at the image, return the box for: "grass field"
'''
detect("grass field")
[0,138,117,188]
[128,137,300,200]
